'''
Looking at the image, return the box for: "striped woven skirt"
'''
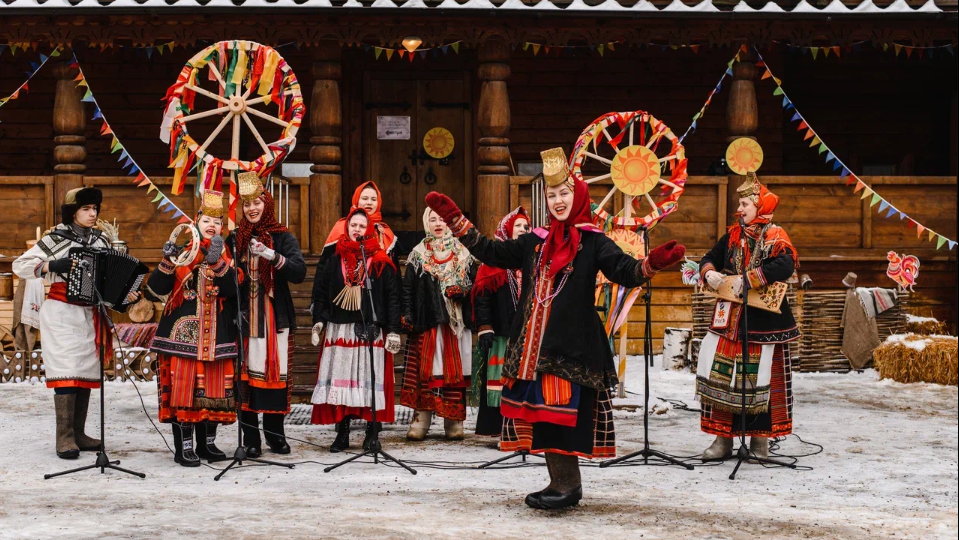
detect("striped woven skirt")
[157,354,236,424]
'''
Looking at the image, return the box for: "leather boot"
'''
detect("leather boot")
[73,388,101,451]
[240,410,262,457]
[195,422,228,462]
[173,423,201,467]
[749,436,769,461]
[406,410,432,441]
[330,419,351,453]
[263,413,290,454]
[444,418,465,440]
[702,436,734,461]
[54,394,80,460]
[531,454,583,510]
[525,455,555,508]
[362,421,381,451]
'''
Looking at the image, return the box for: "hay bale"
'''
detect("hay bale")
[873,334,958,386]
[904,314,946,336]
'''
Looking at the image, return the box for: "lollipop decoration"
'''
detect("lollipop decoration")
[160,40,305,229]
[570,110,688,231]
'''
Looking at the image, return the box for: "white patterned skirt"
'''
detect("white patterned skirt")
[310,323,388,411]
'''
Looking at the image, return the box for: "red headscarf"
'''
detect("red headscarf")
[324,181,397,253]
[236,190,289,294]
[540,179,592,278]
[472,207,530,300]
[728,181,798,267]
[334,209,396,281]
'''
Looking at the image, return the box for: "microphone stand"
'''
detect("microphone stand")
[728,217,795,480]
[600,225,693,471]
[325,240,416,474]
[45,262,145,479]
[215,231,294,480]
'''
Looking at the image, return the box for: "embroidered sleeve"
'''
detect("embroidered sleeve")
[700,262,716,280]
[449,216,474,238]
[640,257,656,279]
[12,240,52,280]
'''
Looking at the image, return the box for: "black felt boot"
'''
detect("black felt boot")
[330,419,351,453]
[263,413,290,454]
[530,454,583,510]
[362,421,381,452]
[195,422,228,463]
[240,410,262,458]
[173,423,201,467]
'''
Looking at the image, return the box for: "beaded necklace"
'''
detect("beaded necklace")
[533,246,573,307]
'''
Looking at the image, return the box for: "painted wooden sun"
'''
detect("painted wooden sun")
[423,127,455,159]
[611,145,661,196]
[725,137,764,175]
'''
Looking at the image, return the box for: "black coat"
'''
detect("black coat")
[401,253,477,334]
[147,259,239,360]
[459,228,652,391]
[700,232,800,343]
[474,277,519,337]
[311,253,402,335]
[238,231,306,334]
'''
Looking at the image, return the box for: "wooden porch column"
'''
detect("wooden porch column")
[725,54,759,221]
[52,57,86,220]
[476,38,512,236]
[309,40,343,254]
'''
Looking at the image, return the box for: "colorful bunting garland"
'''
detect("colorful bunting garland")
[773,39,955,61]
[71,55,193,224]
[0,47,62,114]
[753,46,956,251]
[679,45,745,143]
[360,41,462,62]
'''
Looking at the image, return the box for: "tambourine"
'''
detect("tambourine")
[168,223,201,267]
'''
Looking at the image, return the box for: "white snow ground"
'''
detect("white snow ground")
[1,359,956,540]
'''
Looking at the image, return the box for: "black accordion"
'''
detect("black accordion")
[66,248,149,308]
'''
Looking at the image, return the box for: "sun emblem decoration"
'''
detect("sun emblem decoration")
[610,145,661,197]
[423,127,455,159]
[725,137,764,175]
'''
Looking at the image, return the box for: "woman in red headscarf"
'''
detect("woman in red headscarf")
[309,209,402,452]
[471,206,531,437]
[235,173,307,458]
[696,173,799,462]
[424,147,686,510]
[319,181,398,265]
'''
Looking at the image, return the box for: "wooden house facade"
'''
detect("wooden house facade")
[1,0,956,400]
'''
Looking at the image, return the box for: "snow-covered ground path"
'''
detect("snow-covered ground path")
[1,361,956,540]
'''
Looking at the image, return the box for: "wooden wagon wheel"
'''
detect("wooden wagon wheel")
[163,40,305,229]
[571,111,688,231]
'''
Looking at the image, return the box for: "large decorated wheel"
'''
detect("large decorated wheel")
[161,40,304,227]
[570,111,688,230]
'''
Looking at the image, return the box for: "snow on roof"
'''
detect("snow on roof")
[0,0,948,15]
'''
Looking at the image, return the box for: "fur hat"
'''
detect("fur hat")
[61,187,102,225]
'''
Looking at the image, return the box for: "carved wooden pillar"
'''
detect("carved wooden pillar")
[725,54,759,220]
[52,57,86,222]
[309,40,343,254]
[476,38,512,236]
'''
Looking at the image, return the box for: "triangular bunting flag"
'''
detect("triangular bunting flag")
[790,112,801,122]
[833,46,840,57]
[870,193,881,207]
[809,136,821,148]
[927,229,935,241]
[798,121,808,131]
[147,184,158,193]
[374,47,382,60]
[773,87,783,97]
[832,160,843,171]
[885,206,897,218]
[398,50,406,59]
[899,212,907,220]
[803,128,814,141]
[151,192,164,203]
[817,142,828,154]
[118,149,129,162]
[598,44,604,56]
[894,44,903,56]
[878,200,889,213]
[860,189,872,201]
[905,47,913,59]
[177,215,192,224]
[811,47,819,60]
[451,42,459,54]
[853,180,866,193]
[608,42,615,51]
[949,240,957,250]
[761,69,772,80]
[531,44,541,56]
[385,49,394,61]
[823,47,830,58]
[138,179,152,188]
[917,224,926,237]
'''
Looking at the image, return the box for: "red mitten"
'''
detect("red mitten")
[647,240,686,272]
[425,192,463,224]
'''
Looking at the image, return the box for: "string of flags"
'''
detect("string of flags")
[773,39,955,60]
[679,46,745,143]
[752,46,956,251]
[71,55,193,225]
[0,47,62,114]
[359,41,462,62]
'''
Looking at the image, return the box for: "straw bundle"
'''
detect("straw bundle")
[904,314,946,336]
[873,334,958,386]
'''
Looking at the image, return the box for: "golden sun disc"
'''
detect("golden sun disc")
[725,137,764,175]
[610,145,661,196]
[423,127,455,159]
